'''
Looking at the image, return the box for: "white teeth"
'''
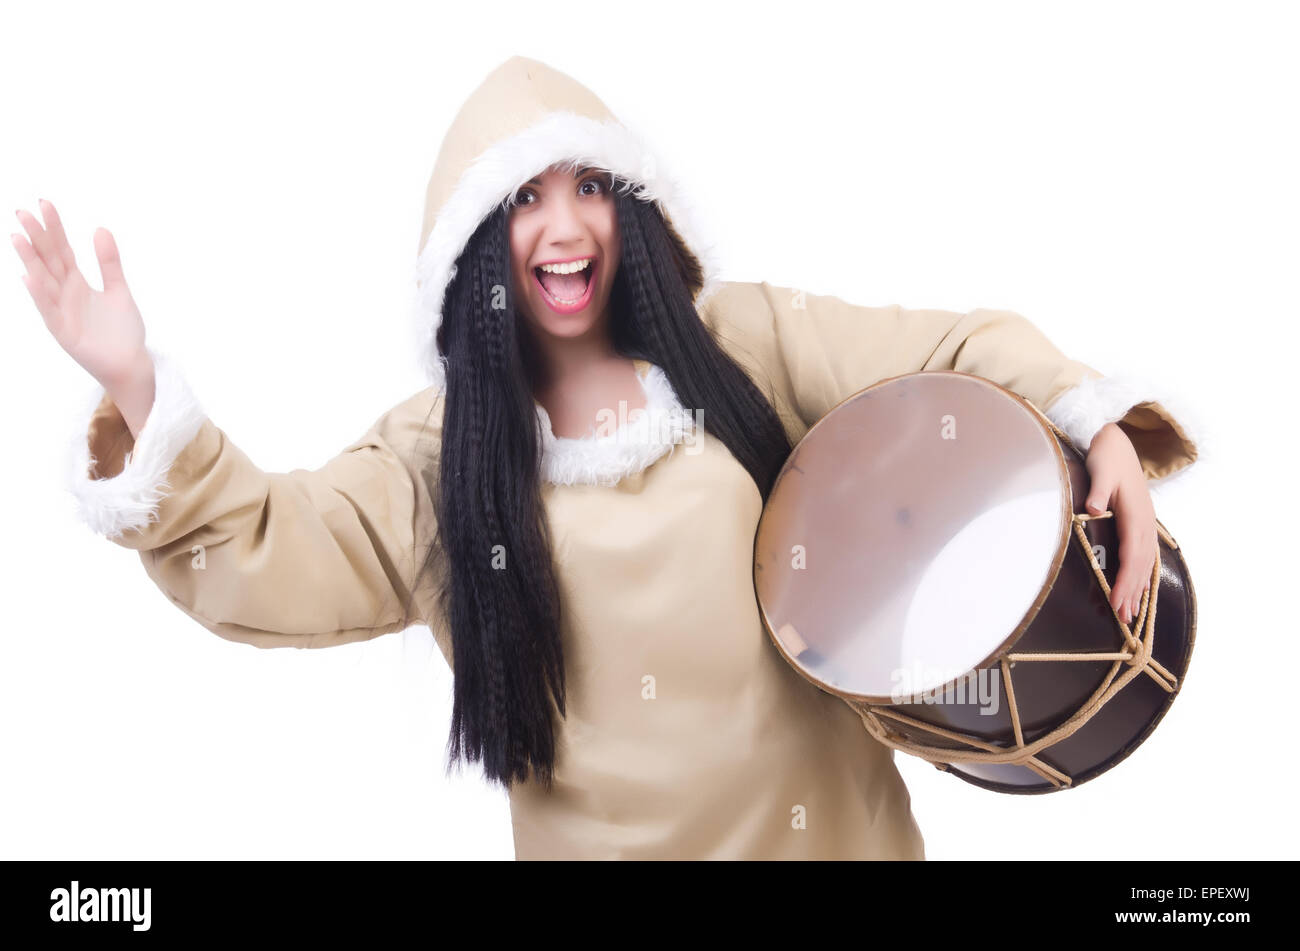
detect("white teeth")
[537,257,593,275]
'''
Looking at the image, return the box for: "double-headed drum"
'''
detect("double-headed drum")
[754,371,1196,793]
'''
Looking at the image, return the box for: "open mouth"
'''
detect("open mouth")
[533,256,598,313]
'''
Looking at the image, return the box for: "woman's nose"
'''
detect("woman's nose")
[541,190,586,241]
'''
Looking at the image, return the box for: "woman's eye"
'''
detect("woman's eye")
[580,177,606,197]
[506,187,536,209]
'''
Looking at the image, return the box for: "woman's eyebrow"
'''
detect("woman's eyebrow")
[526,165,599,186]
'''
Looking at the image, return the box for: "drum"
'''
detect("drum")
[754,371,1196,793]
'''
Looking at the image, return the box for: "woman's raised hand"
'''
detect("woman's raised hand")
[13,199,155,436]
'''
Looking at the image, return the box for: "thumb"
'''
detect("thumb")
[1086,472,1115,516]
[93,227,128,292]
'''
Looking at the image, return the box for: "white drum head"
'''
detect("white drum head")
[755,373,1071,701]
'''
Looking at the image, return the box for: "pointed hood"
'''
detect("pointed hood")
[412,56,722,391]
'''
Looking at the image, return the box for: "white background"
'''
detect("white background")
[2,0,1293,860]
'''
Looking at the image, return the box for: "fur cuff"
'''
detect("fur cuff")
[1044,373,1153,454]
[68,348,206,540]
[1043,371,1206,486]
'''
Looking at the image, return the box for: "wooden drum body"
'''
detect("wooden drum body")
[754,371,1196,793]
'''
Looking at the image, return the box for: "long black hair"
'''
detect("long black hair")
[418,178,793,791]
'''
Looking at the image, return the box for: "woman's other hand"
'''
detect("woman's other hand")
[1084,421,1158,626]
[12,199,155,437]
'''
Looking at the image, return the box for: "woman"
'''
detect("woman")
[15,56,1198,859]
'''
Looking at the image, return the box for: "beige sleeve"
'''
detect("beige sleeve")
[66,347,445,649]
[701,280,1200,483]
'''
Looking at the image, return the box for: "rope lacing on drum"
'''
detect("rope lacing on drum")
[856,503,1180,790]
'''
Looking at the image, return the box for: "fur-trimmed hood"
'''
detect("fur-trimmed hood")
[411,55,722,393]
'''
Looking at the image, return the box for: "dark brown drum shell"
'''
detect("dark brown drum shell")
[866,514,1195,793]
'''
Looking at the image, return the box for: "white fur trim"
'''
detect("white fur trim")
[68,348,207,540]
[536,363,698,487]
[410,111,724,391]
[1043,371,1207,488]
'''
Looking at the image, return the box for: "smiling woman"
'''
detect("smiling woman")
[502,165,640,439]
[427,151,803,819]
[509,166,620,326]
[46,55,1200,861]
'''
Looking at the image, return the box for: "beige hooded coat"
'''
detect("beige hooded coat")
[68,56,1200,860]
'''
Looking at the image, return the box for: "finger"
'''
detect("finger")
[19,270,64,335]
[1112,544,1140,618]
[38,199,79,278]
[11,233,61,304]
[1114,527,1156,624]
[14,206,66,284]
[1135,513,1159,618]
[1110,585,1131,624]
[1113,584,1143,625]
[93,228,127,292]
[1086,471,1115,517]
[1135,545,1156,618]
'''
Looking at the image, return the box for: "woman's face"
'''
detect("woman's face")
[508,164,621,345]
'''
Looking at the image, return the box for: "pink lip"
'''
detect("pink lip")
[533,257,598,315]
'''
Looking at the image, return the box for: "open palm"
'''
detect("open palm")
[12,199,145,388]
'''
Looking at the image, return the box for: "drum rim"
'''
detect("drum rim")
[754,369,1077,705]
